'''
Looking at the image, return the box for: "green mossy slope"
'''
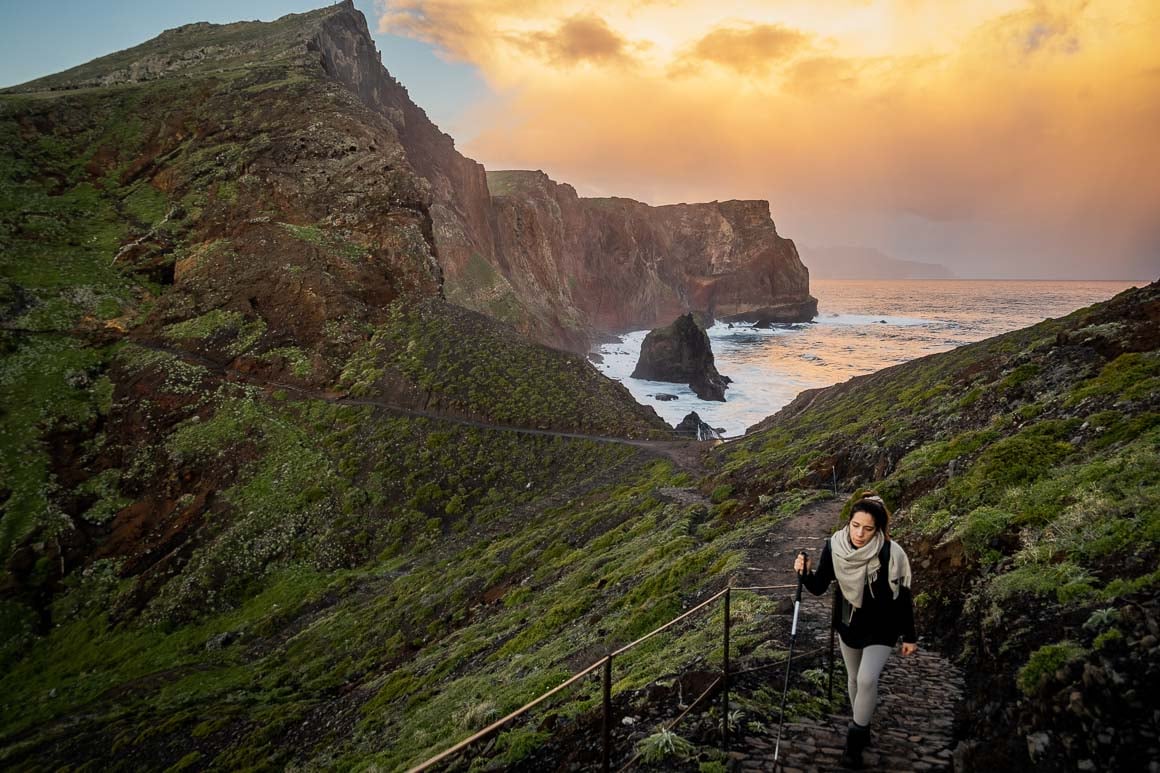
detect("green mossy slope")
[339,297,670,437]
[0,363,789,768]
[0,7,683,770]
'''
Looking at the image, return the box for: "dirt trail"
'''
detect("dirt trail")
[137,340,715,472]
[732,499,965,772]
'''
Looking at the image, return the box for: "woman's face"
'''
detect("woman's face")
[849,511,878,548]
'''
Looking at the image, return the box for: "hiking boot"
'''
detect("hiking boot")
[839,722,871,769]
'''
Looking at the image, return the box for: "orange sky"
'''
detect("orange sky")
[377,0,1160,278]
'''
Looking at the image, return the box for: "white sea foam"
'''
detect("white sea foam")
[593,279,1138,438]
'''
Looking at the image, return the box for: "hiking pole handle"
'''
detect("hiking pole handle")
[791,551,807,638]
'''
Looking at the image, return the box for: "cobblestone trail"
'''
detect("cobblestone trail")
[732,499,966,772]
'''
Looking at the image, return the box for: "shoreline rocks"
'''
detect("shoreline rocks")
[674,411,721,441]
[631,313,730,401]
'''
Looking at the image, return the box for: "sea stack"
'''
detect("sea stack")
[631,313,730,401]
[675,411,721,441]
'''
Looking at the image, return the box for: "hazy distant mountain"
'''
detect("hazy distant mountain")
[802,244,956,279]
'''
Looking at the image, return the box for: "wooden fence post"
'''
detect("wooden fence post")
[722,587,731,751]
[603,656,613,772]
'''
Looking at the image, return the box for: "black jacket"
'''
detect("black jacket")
[802,538,917,648]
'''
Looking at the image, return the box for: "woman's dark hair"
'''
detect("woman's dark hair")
[850,490,890,537]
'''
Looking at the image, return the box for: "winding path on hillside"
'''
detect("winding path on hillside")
[134,340,717,472]
[732,500,965,772]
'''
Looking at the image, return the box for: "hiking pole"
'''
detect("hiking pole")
[827,587,837,703]
[773,550,807,770]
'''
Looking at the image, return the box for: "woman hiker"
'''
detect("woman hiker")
[793,491,917,769]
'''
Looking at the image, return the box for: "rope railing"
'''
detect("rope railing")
[406,583,817,772]
[611,588,730,658]
[404,657,609,773]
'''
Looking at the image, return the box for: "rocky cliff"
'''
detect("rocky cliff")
[308,22,817,351]
[276,5,819,352]
[4,3,814,357]
[473,170,815,350]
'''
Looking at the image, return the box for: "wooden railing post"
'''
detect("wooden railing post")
[408,587,732,772]
[722,587,731,751]
[603,656,613,772]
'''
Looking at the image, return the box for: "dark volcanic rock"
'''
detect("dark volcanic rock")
[729,299,820,328]
[632,314,729,401]
[674,411,720,440]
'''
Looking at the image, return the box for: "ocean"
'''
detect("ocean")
[594,279,1147,438]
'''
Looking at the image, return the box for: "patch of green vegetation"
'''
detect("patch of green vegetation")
[988,561,1095,605]
[637,728,695,764]
[999,363,1039,391]
[1066,351,1160,406]
[338,298,670,438]
[162,309,266,356]
[494,726,551,765]
[1092,627,1123,650]
[77,468,131,525]
[945,420,1079,509]
[1017,641,1087,696]
[956,506,1014,562]
[278,222,367,261]
[122,182,169,225]
[259,346,313,378]
[709,484,733,504]
[0,335,114,561]
[214,180,238,205]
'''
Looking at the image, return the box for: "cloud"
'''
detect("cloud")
[782,55,863,94]
[508,14,639,67]
[674,23,811,76]
[379,0,1160,278]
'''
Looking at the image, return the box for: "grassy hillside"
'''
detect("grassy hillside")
[0,8,691,769]
[2,3,1156,771]
[711,281,1159,770]
[0,381,737,769]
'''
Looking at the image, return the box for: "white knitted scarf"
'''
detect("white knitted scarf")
[829,526,912,609]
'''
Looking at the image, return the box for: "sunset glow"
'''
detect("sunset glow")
[378,0,1160,278]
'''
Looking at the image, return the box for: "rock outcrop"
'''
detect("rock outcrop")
[632,313,729,401]
[674,411,721,441]
[476,171,816,350]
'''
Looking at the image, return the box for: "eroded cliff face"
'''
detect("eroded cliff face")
[311,4,499,305]
[471,170,815,350]
[11,2,814,355]
[304,9,815,352]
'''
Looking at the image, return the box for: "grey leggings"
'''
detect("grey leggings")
[839,641,892,726]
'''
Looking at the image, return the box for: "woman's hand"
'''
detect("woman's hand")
[793,553,811,575]
[901,642,918,656]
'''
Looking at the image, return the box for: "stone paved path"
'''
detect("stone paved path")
[730,499,965,772]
